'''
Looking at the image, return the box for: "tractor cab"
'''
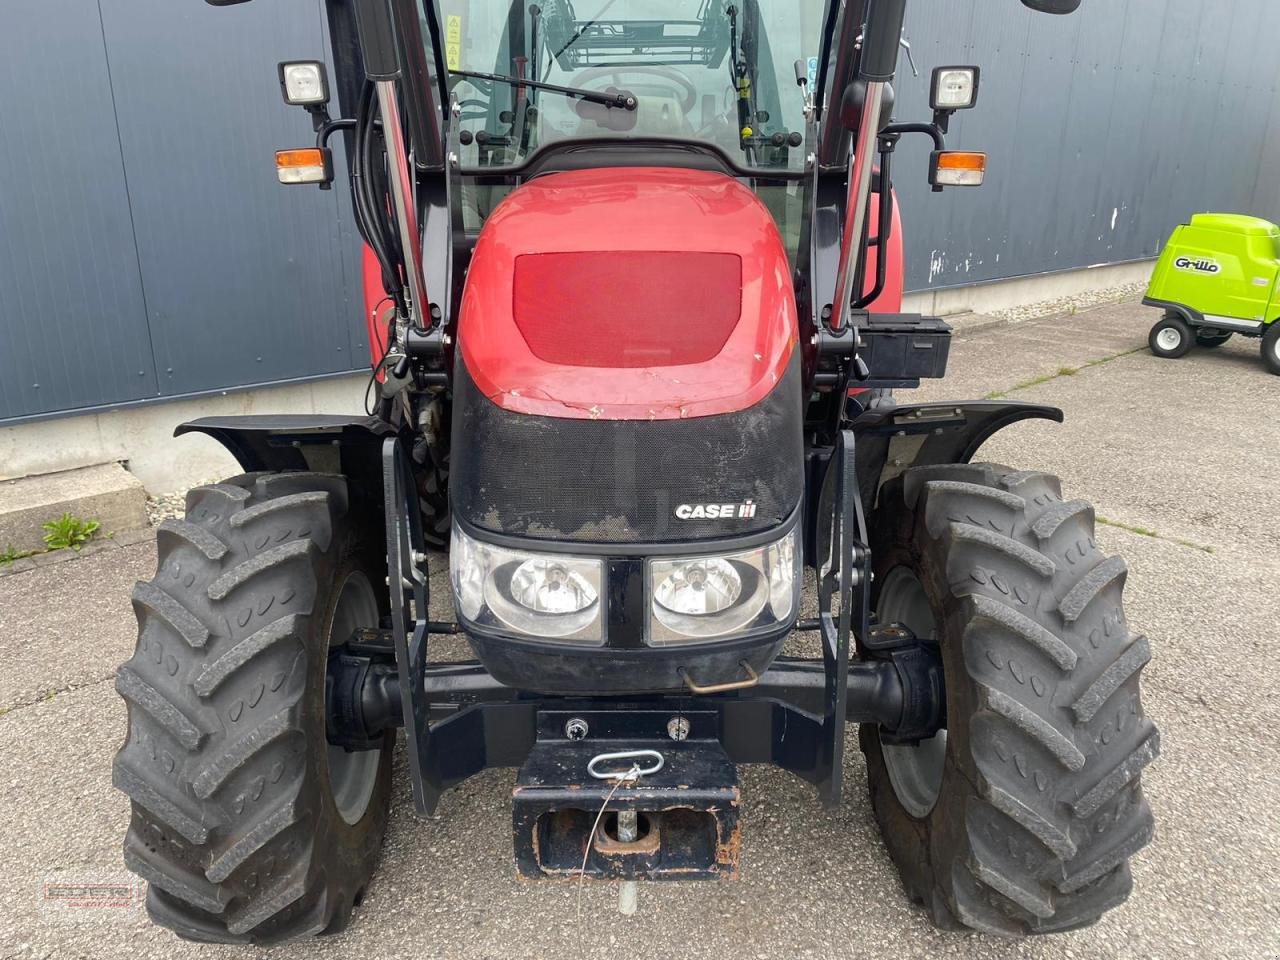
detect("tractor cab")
[446,0,815,175]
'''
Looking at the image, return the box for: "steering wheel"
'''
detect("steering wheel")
[569,65,699,115]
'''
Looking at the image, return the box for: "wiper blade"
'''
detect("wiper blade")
[450,69,636,111]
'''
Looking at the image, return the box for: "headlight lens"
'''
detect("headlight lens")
[449,526,604,644]
[647,524,801,645]
[654,558,743,615]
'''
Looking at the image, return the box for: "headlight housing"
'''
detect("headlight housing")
[450,526,605,644]
[646,524,801,646]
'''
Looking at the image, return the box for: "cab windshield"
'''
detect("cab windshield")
[431,0,825,172]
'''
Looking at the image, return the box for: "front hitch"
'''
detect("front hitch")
[512,709,740,882]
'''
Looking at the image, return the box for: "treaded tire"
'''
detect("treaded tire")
[1261,323,1280,375]
[1148,314,1192,358]
[114,471,393,944]
[861,462,1159,936]
[1194,330,1232,347]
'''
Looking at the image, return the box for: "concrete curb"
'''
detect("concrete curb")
[0,461,150,556]
[943,288,1151,339]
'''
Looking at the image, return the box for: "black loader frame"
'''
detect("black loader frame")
[181,398,1060,876]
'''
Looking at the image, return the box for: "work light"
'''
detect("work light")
[278,60,329,105]
[930,66,979,111]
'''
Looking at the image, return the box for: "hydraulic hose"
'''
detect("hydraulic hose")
[352,81,405,317]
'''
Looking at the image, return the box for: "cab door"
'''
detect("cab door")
[1262,233,1280,324]
[1239,233,1280,322]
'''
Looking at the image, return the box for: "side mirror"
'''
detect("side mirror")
[1020,0,1081,12]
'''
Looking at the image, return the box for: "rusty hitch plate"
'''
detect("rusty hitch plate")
[512,709,740,881]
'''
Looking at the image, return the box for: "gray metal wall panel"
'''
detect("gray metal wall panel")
[897,0,1280,290]
[0,0,157,421]
[1249,50,1280,216]
[98,0,366,398]
[3,0,1278,423]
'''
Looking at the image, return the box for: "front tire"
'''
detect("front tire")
[114,472,393,944]
[1261,323,1280,375]
[1149,314,1192,358]
[862,463,1159,935]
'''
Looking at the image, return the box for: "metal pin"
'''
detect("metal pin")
[617,810,638,916]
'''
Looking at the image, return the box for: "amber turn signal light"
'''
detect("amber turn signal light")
[275,147,333,185]
[929,150,986,187]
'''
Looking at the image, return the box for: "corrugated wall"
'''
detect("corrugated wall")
[895,0,1280,289]
[0,0,364,425]
[1,0,1277,423]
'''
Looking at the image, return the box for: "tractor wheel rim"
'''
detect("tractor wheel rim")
[1156,327,1182,351]
[876,566,947,819]
[1273,336,1280,362]
[326,571,382,825]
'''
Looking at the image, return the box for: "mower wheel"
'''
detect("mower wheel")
[1262,323,1280,375]
[1148,314,1192,358]
[1194,330,1232,348]
[114,471,393,944]
[863,462,1158,936]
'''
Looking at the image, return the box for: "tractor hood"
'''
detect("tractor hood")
[456,167,798,421]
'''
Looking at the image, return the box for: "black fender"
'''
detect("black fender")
[176,414,398,512]
[1142,296,1204,327]
[850,400,1064,517]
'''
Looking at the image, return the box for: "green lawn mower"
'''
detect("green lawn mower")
[1144,213,1280,374]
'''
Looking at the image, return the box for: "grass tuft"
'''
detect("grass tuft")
[983,346,1146,398]
[1096,515,1215,554]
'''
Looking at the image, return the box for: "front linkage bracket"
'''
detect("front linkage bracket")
[382,435,440,814]
[811,428,871,804]
[367,426,956,820]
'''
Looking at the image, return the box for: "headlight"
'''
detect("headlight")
[647,524,801,645]
[449,526,604,644]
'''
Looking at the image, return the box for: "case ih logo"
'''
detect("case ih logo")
[1174,256,1221,275]
[675,500,757,520]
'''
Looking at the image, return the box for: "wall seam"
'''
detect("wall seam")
[93,0,161,401]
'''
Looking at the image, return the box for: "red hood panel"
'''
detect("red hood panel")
[458,167,797,420]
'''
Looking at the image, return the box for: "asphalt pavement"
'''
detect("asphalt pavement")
[1,297,1277,960]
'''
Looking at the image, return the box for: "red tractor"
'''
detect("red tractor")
[115,0,1158,943]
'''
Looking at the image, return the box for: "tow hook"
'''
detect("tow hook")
[512,710,740,893]
[587,749,665,916]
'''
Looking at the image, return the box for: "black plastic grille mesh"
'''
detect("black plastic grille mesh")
[451,353,803,544]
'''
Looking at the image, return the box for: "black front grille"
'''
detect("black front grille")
[450,353,803,545]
